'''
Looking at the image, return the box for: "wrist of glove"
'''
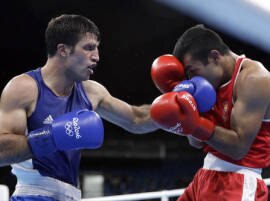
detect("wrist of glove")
[151,91,215,142]
[191,117,215,141]
[163,116,215,141]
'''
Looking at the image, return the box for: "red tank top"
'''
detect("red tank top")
[204,56,270,168]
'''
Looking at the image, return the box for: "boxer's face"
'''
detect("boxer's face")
[183,52,222,88]
[65,33,100,81]
[183,53,210,79]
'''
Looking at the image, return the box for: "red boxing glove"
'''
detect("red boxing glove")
[151,54,185,93]
[150,91,215,141]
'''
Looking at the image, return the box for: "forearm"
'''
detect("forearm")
[206,126,248,160]
[131,104,158,134]
[0,134,32,167]
[98,101,158,134]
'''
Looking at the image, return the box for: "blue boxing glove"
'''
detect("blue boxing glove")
[173,80,195,95]
[173,76,216,113]
[27,109,104,157]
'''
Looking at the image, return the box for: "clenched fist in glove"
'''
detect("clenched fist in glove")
[151,54,185,93]
[172,76,216,113]
[150,91,215,141]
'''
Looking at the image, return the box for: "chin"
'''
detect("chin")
[82,76,90,81]
[82,72,91,80]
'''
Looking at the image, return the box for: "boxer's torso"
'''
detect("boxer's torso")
[204,56,270,168]
[11,67,92,186]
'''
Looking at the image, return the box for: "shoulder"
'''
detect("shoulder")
[236,59,270,100]
[239,59,270,84]
[82,80,109,95]
[81,80,111,110]
[1,73,38,110]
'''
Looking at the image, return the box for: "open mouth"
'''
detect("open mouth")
[87,64,97,74]
[87,67,94,74]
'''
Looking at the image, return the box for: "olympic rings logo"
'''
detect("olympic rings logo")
[64,117,82,139]
[65,121,74,136]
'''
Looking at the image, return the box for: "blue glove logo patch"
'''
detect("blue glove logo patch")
[64,117,82,139]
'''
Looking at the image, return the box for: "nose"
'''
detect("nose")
[92,54,99,63]
[91,50,99,63]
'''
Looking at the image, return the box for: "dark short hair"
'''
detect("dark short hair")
[173,24,230,64]
[45,14,100,56]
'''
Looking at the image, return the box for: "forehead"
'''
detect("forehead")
[182,53,193,65]
[182,53,204,68]
[77,32,100,45]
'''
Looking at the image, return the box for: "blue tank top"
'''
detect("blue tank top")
[25,68,92,186]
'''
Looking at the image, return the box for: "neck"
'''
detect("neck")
[220,52,239,86]
[41,58,74,96]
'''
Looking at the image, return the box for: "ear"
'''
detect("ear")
[208,50,221,64]
[56,44,71,57]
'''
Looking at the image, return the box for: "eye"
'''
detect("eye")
[83,44,97,51]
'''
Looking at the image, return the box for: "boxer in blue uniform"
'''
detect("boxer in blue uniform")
[0,14,157,201]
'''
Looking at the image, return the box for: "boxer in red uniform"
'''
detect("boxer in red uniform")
[151,25,270,201]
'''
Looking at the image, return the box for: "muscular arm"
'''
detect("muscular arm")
[83,81,157,134]
[0,75,37,166]
[207,61,270,160]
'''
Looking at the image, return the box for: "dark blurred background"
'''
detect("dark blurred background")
[1,0,270,199]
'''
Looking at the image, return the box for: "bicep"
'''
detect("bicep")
[0,103,30,166]
[0,75,35,136]
[231,76,270,149]
[0,79,34,165]
[0,108,27,136]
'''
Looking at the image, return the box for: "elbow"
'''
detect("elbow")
[229,153,245,161]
